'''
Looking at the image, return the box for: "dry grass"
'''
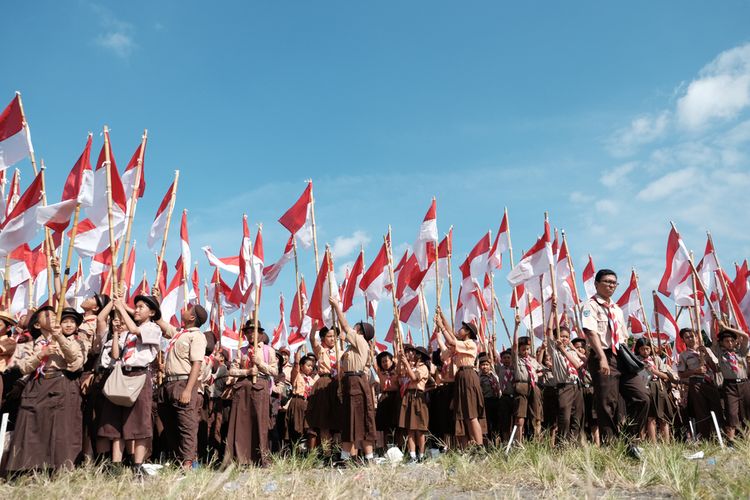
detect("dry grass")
[1,438,748,499]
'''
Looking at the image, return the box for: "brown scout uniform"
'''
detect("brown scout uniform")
[340,329,377,443]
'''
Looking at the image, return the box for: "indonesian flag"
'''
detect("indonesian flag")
[262,235,294,286]
[4,168,20,221]
[244,227,264,314]
[307,252,339,328]
[555,237,579,309]
[510,282,544,338]
[460,232,492,284]
[359,235,391,314]
[147,179,176,250]
[399,294,422,328]
[278,181,314,248]
[342,248,365,312]
[72,218,112,257]
[65,260,85,308]
[0,94,33,171]
[237,215,253,298]
[0,169,7,220]
[732,260,750,327]
[629,314,647,336]
[423,228,452,282]
[582,255,596,299]
[221,326,248,354]
[507,221,553,286]
[673,237,717,306]
[397,253,428,305]
[718,269,749,332]
[658,226,691,298]
[128,273,150,307]
[287,277,312,349]
[616,270,642,323]
[179,209,192,276]
[202,246,240,275]
[0,171,44,256]
[412,199,438,271]
[121,242,137,294]
[271,293,288,349]
[488,211,510,270]
[83,247,113,296]
[0,244,32,287]
[121,139,146,203]
[36,134,94,232]
[161,259,197,325]
[191,266,200,304]
[85,132,127,228]
[652,293,679,342]
[205,269,237,313]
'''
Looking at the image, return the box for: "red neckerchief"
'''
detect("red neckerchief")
[122,333,139,361]
[34,337,50,380]
[501,366,514,391]
[522,356,536,389]
[724,351,740,375]
[598,298,620,353]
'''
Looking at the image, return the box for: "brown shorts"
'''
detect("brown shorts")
[513,382,541,421]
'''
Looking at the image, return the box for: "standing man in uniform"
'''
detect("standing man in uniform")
[581,269,648,454]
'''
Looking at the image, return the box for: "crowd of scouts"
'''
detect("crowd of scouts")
[0,268,748,477]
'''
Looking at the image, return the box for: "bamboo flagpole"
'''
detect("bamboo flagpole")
[251,233,263,385]
[15,92,38,176]
[493,296,513,346]
[308,180,321,271]
[670,222,719,321]
[432,196,441,305]
[102,126,119,282]
[324,246,343,396]
[689,252,704,347]
[652,291,662,354]
[505,207,520,316]
[56,201,83,321]
[155,170,180,284]
[633,268,653,339]
[384,228,404,351]
[419,283,428,347]
[707,231,740,328]
[446,228,456,328]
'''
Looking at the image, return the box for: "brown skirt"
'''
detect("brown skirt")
[285,395,309,439]
[305,375,341,433]
[341,373,377,443]
[6,372,83,472]
[647,380,675,422]
[97,370,153,440]
[223,377,271,466]
[452,368,486,436]
[376,390,401,432]
[398,390,429,431]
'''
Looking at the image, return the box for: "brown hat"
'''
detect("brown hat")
[133,295,162,321]
[242,318,265,333]
[356,322,375,342]
[461,321,478,340]
[60,307,84,326]
[0,310,17,327]
[192,304,208,327]
[414,346,431,364]
[28,306,55,339]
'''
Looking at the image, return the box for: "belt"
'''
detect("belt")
[41,370,65,380]
[405,389,424,394]
[123,366,149,373]
[291,394,307,400]
[556,382,578,388]
[344,371,364,376]
[688,377,706,383]
[724,378,748,384]
[318,373,332,378]
[457,366,474,370]
[165,374,190,383]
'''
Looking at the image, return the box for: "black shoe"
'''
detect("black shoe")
[627,445,643,461]
[132,464,145,482]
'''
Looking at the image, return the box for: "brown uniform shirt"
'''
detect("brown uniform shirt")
[16,333,85,374]
[406,363,429,391]
[581,295,627,350]
[314,344,337,375]
[340,329,369,372]
[451,339,477,368]
[164,326,207,376]
[713,344,749,380]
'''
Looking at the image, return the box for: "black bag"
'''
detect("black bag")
[617,346,644,375]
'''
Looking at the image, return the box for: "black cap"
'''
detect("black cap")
[414,345,431,364]
[461,321,478,340]
[242,318,265,333]
[60,307,84,326]
[376,350,393,367]
[28,305,55,339]
[192,304,208,327]
[133,295,162,321]
[719,329,738,341]
[356,322,375,342]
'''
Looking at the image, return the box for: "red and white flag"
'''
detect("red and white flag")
[555,237,579,309]
[652,293,678,342]
[0,171,44,256]
[456,233,492,328]
[147,179,176,250]
[287,278,312,349]
[202,246,240,275]
[412,199,438,271]
[342,247,365,312]
[658,226,691,298]
[262,235,294,286]
[4,168,20,221]
[278,181,314,248]
[307,252,339,328]
[507,221,553,286]
[488,211,510,270]
[238,215,253,299]
[732,260,750,327]
[359,235,391,315]
[244,227,265,314]
[161,259,197,325]
[85,132,127,229]
[83,247,113,295]
[178,209,192,276]
[0,94,34,171]
[121,139,146,205]
[121,242,137,294]
[72,218,112,257]
[582,255,596,299]
[423,228,453,282]
[37,134,94,232]
[0,244,32,287]
[616,270,642,323]
[271,293,288,349]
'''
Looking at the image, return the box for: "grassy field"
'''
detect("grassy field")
[1,439,748,499]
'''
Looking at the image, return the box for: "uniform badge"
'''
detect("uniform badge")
[583,310,591,318]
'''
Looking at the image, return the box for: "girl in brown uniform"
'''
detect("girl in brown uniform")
[375,350,401,446]
[398,345,430,462]
[286,350,317,446]
[435,307,485,447]
[635,338,673,442]
[6,306,85,472]
[305,325,341,450]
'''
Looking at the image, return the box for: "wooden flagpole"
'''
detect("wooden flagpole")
[432,196,441,306]
[155,170,180,285]
[633,268,653,338]
[325,246,343,394]
[251,227,263,384]
[308,180,320,271]
[102,127,118,280]
[385,227,404,351]
[652,291,662,354]
[56,202,83,321]
[446,227,456,328]
[707,231,739,328]
[14,92,37,176]
[419,283,428,347]
[505,207,520,316]
[493,296,513,346]
[689,252,704,347]
[38,164,56,306]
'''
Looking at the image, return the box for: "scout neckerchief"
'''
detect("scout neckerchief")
[122,333,139,362]
[522,356,536,389]
[599,298,620,353]
[487,372,500,397]
[303,374,313,399]
[165,328,189,359]
[723,350,740,375]
[34,337,50,379]
[381,369,395,391]
[563,349,579,381]
[327,347,338,377]
[501,366,514,391]
[643,355,658,380]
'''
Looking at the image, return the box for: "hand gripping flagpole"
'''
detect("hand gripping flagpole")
[155,170,180,290]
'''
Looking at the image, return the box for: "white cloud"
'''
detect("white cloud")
[91,4,137,59]
[569,191,593,204]
[600,162,637,188]
[676,43,750,130]
[636,167,696,201]
[607,111,670,156]
[594,200,618,215]
[332,230,370,259]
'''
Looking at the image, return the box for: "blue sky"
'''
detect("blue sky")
[4,1,750,337]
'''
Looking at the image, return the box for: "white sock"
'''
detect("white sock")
[410,451,417,459]
[340,451,351,460]
[365,453,374,460]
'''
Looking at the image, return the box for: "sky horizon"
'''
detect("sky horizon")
[3,2,750,342]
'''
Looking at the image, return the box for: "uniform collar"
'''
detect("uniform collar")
[593,294,612,306]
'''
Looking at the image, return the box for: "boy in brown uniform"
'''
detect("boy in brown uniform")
[329,296,377,464]
[494,349,515,442]
[712,322,750,444]
[156,304,208,469]
[581,269,648,453]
